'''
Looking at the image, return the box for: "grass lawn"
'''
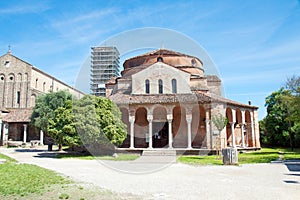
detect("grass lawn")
[178,147,300,165]
[0,153,141,200]
[55,153,140,161]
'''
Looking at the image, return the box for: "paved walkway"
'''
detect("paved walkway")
[1,147,300,200]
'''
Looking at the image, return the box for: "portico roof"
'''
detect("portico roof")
[2,109,32,123]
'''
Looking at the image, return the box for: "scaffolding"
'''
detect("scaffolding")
[90,46,120,96]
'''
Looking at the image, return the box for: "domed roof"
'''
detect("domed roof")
[122,49,204,76]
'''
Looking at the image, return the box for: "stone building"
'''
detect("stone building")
[0,51,84,145]
[106,49,260,151]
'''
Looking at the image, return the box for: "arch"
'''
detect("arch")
[172,79,177,94]
[145,79,150,94]
[0,73,5,81]
[8,73,15,82]
[24,73,28,82]
[226,107,233,147]
[157,57,163,62]
[153,106,168,148]
[30,94,37,108]
[245,110,253,147]
[191,104,206,148]
[120,108,130,148]
[158,79,163,94]
[17,73,22,82]
[172,105,187,148]
[134,107,148,148]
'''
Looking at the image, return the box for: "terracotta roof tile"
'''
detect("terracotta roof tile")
[2,109,32,123]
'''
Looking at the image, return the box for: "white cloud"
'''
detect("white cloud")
[0,3,50,14]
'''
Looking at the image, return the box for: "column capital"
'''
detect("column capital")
[147,114,153,122]
[167,114,173,120]
[186,114,192,123]
[129,116,135,123]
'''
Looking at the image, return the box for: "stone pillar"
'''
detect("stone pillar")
[147,115,153,149]
[40,130,44,145]
[129,116,135,149]
[205,110,210,149]
[230,122,236,147]
[240,124,245,147]
[186,114,192,149]
[167,114,173,148]
[23,124,27,143]
[0,119,2,146]
[250,111,255,147]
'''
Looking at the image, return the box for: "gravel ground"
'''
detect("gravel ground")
[1,147,300,200]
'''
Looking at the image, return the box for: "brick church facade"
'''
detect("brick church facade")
[0,51,84,145]
[106,49,260,151]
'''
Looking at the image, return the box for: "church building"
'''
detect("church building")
[106,49,260,151]
[0,51,84,145]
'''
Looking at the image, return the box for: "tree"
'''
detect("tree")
[73,95,127,154]
[47,100,81,150]
[212,113,228,158]
[260,75,300,149]
[31,90,74,150]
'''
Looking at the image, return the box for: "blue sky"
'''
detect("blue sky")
[0,0,299,119]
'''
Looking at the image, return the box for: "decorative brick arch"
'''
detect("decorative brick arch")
[245,110,253,147]
[120,107,130,148]
[134,107,148,148]
[226,107,233,146]
[191,104,206,148]
[172,105,187,148]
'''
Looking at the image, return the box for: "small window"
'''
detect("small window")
[191,58,196,67]
[0,76,4,81]
[9,76,13,81]
[43,82,46,92]
[158,79,163,94]
[172,79,177,94]
[157,57,163,62]
[35,78,38,88]
[17,91,20,104]
[145,79,150,94]
[4,61,10,67]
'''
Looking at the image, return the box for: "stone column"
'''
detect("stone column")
[23,124,27,143]
[40,130,44,145]
[0,119,2,146]
[250,111,255,147]
[147,115,153,149]
[241,110,246,147]
[186,114,192,149]
[167,114,173,148]
[240,124,245,147]
[230,122,236,147]
[129,116,135,149]
[205,110,210,149]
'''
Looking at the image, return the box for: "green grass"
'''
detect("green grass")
[0,154,69,196]
[178,148,300,166]
[0,153,17,163]
[55,153,140,161]
[0,153,141,199]
[178,155,223,165]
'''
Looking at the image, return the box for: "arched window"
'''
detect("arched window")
[158,79,163,94]
[172,79,177,93]
[157,57,163,62]
[145,79,150,94]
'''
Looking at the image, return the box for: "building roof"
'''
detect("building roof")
[109,91,258,109]
[2,109,32,123]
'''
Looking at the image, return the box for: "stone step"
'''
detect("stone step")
[142,149,177,156]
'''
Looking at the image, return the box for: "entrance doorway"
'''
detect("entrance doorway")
[153,122,168,148]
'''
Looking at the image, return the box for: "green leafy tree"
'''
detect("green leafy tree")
[263,88,290,147]
[73,95,127,154]
[47,100,81,150]
[261,75,300,150]
[212,113,228,158]
[31,90,74,150]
